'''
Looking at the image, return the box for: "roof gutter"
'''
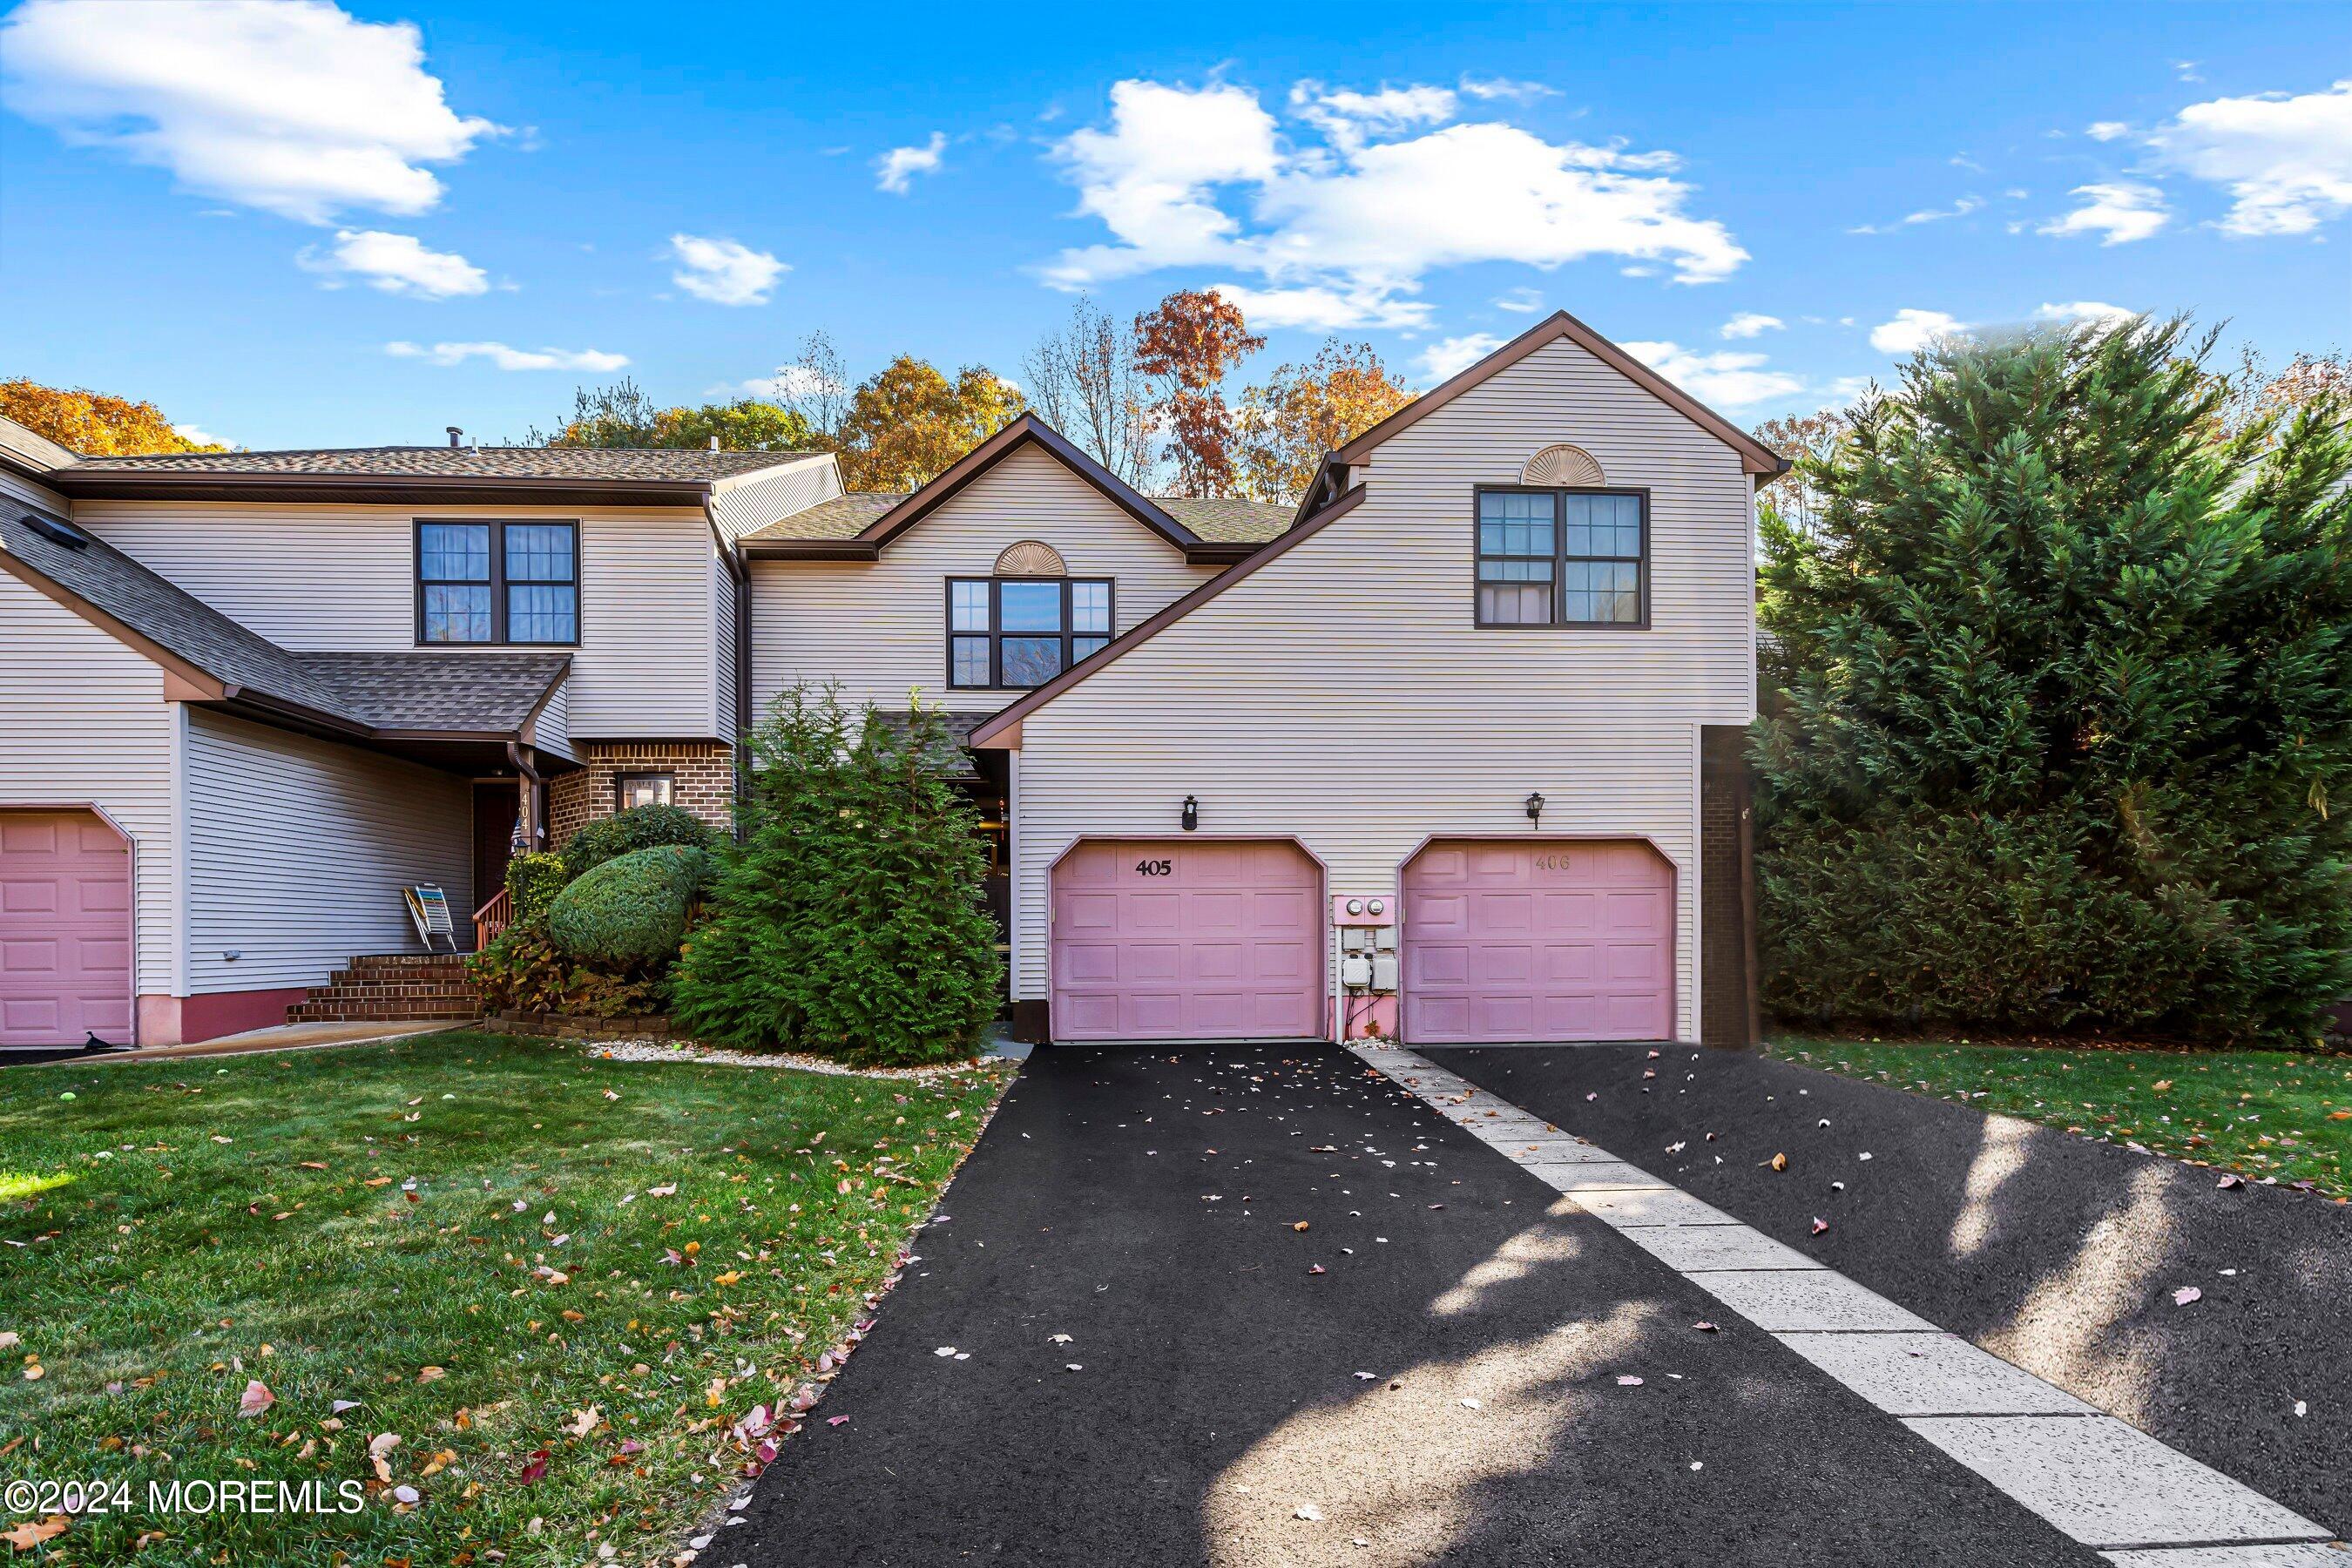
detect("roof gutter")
[740,538,881,561]
[46,471,719,507]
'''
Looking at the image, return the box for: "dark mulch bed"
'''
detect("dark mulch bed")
[1424,1043,2352,1538]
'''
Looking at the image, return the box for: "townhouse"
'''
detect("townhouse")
[0,312,1780,1050]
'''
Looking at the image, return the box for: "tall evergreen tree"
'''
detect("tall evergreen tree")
[672,686,1001,1064]
[1755,318,2352,1043]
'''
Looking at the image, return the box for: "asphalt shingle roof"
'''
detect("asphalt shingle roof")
[1155,496,1293,543]
[67,446,812,483]
[744,492,909,542]
[1,510,566,735]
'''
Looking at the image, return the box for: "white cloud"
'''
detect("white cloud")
[0,0,501,224]
[385,341,627,372]
[1849,195,1983,234]
[1620,341,1804,408]
[1869,308,1967,355]
[1290,80,1456,147]
[173,422,222,446]
[1044,78,1747,328]
[1492,286,1544,314]
[875,132,946,195]
[1416,334,1504,382]
[2149,78,2352,236]
[668,233,785,306]
[1458,74,1555,103]
[2035,300,2137,329]
[1720,311,1783,339]
[2038,181,2170,244]
[2085,120,2131,141]
[296,228,486,298]
[1207,281,1431,330]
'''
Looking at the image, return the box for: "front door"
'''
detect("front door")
[472,781,518,924]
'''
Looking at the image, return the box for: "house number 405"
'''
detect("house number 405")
[1135,858,1173,876]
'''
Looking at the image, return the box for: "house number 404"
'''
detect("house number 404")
[1135,858,1174,876]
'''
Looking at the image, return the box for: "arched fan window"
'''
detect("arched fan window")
[1521,444,1605,487]
[994,540,1066,577]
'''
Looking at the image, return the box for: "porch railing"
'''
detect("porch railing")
[473,888,511,951]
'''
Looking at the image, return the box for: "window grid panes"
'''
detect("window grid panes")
[1476,488,1645,627]
[946,577,1113,688]
[415,521,578,645]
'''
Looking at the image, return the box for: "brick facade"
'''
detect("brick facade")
[547,740,737,846]
[1698,725,1758,1048]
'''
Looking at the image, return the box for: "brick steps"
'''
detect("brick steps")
[286,951,484,1024]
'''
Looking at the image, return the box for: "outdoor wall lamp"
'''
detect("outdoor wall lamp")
[1181,795,1200,832]
[1524,791,1545,824]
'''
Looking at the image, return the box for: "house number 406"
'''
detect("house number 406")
[1135,858,1173,876]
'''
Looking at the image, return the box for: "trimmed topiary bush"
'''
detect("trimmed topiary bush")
[546,844,713,970]
[672,686,1002,1066]
[1754,316,2352,1044]
[560,803,721,881]
[504,851,570,923]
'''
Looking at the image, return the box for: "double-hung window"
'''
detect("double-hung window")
[416,520,579,645]
[947,577,1112,689]
[1474,487,1647,628]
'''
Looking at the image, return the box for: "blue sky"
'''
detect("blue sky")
[3,0,2347,451]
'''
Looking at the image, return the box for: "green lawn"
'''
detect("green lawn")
[0,1031,1009,1566]
[1767,1036,2352,1199]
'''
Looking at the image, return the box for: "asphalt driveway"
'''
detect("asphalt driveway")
[1424,1042,2352,1539]
[733,1044,2098,1566]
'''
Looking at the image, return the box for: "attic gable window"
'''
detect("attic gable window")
[1475,486,1647,629]
[947,575,1112,689]
[416,520,578,645]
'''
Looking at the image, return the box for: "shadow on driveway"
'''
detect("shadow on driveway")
[733,1044,2094,1566]
[1427,1043,2352,1539]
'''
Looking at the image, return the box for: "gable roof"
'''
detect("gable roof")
[1333,310,1788,477]
[0,508,567,740]
[740,415,1276,564]
[967,483,1368,749]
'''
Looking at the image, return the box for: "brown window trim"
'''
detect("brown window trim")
[614,771,675,811]
[944,575,1115,691]
[413,518,581,647]
[1471,483,1652,632]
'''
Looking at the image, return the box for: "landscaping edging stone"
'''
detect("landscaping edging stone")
[481,1009,676,1039]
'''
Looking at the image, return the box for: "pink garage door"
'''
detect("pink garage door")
[1,811,133,1047]
[1051,840,1322,1041]
[1403,840,1674,1044]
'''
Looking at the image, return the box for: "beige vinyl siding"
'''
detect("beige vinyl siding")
[708,456,841,543]
[78,501,720,739]
[748,443,1220,714]
[526,673,573,763]
[0,463,71,517]
[0,574,177,996]
[182,708,470,993]
[1004,336,1758,1043]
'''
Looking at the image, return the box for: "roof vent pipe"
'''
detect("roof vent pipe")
[446,426,463,448]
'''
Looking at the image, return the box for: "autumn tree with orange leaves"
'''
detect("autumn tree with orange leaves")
[1235,340,1415,502]
[1133,290,1263,497]
[0,379,225,456]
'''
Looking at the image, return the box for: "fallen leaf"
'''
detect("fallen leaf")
[1770,1152,1788,1173]
[3,1517,68,1551]
[1693,1321,1719,1333]
[238,1380,274,1417]
[1295,1504,1324,1521]
[2217,1173,2245,1189]
[826,1416,849,1426]
[417,1367,446,1383]
[1458,1398,1481,1409]
[1617,1375,1644,1386]
[1308,1264,1327,1275]
[1292,1221,1310,1233]
[565,1407,599,1437]
[1811,1218,1830,1235]
[2173,1286,2202,1307]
